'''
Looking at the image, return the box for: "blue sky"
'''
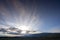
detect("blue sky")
[0,0,60,33]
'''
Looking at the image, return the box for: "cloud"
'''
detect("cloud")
[0,26,41,37]
[0,26,20,35]
[0,0,43,36]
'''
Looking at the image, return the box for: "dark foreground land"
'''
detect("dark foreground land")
[0,33,60,40]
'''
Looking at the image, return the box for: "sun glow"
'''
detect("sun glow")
[17,25,31,31]
[0,0,42,35]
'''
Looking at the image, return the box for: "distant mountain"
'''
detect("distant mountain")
[28,33,60,37]
[0,33,60,40]
[15,33,60,38]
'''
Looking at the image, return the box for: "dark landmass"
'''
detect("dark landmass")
[0,33,60,40]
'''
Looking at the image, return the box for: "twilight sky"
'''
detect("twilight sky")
[0,0,60,33]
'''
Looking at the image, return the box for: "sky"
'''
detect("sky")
[0,0,60,33]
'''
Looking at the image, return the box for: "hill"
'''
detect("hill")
[0,33,60,40]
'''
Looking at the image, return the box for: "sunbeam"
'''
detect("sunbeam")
[0,0,42,35]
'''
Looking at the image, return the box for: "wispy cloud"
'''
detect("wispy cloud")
[0,0,43,32]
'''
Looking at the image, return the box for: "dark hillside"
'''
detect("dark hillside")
[0,33,60,40]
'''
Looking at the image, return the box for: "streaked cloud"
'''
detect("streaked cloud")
[0,0,43,32]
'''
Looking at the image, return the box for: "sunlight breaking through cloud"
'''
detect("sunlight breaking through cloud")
[0,0,43,34]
